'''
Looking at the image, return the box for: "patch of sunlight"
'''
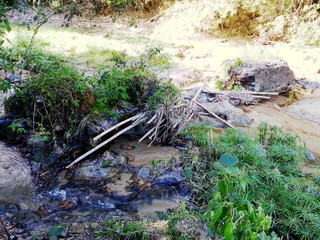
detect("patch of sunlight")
[6,25,153,66]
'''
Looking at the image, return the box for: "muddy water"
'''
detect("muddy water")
[238,93,320,159]
[0,136,185,236]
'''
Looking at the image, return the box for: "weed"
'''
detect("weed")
[214,77,226,90]
[181,123,214,149]
[203,154,273,240]
[143,46,171,69]
[183,123,320,239]
[96,218,150,240]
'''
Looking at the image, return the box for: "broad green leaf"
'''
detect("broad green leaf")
[219,154,239,167]
[184,167,192,178]
[214,191,221,202]
[213,162,227,172]
[48,226,64,236]
[224,222,235,240]
[218,180,227,194]
[207,199,215,211]
[213,206,223,223]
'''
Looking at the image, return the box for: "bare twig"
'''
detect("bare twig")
[139,126,156,142]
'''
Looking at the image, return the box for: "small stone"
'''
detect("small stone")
[138,168,150,180]
[155,167,186,186]
[100,151,126,167]
[306,150,316,162]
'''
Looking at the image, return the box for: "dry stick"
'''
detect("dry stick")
[189,83,206,106]
[93,114,141,142]
[203,90,279,95]
[66,115,145,169]
[149,110,164,147]
[251,95,271,99]
[147,113,157,125]
[194,100,237,130]
[148,119,165,140]
[139,126,156,143]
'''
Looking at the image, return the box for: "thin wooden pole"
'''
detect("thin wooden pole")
[93,114,141,142]
[66,114,145,169]
[194,100,237,129]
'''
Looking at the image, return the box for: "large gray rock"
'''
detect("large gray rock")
[226,58,295,92]
[0,142,34,205]
[200,101,253,127]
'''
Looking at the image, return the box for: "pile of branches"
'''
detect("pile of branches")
[66,85,277,169]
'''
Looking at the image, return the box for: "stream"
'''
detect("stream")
[0,135,188,238]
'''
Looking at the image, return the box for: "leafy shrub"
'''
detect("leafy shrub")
[147,81,180,109]
[203,154,273,240]
[3,47,89,132]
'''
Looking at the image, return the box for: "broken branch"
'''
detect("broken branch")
[194,100,237,129]
[66,114,146,169]
[93,114,142,142]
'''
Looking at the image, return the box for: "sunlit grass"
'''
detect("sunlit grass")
[5,24,154,70]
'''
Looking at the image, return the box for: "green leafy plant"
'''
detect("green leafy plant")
[96,218,150,240]
[203,154,272,240]
[146,81,180,109]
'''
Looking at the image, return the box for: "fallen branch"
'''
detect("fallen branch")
[194,100,237,130]
[93,114,142,142]
[203,90,279,95]
[189,84,206,106]
[66,114,146,169]
[139,126,156,142]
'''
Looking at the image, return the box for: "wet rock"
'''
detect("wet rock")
[5,73,22,83]
[0,142,34,206]
[198,115,225,128]
[200,101,253,127]
[306,150,316,162]
[27,134,53,163]
[72,150,124,181]
[30,161,41,172]
[155,167,186,186]
[86,122,103,136]
[137,168,150,181]
[0,118,21,142]
[226,58,295,92]
[98,151,126,167]
[99,118,118,130]
[73,159,113,180]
